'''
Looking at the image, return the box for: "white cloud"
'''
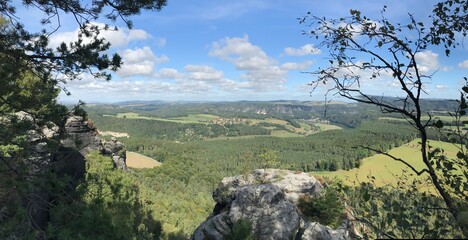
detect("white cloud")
[48,22,151,49]
[284,44,321,56]
[156,68,184,79]
[117,46,166,77]
[185,65,224,81]
[128,29,150,42]
[281,61,314,70]
[414,50,443,74]
[154,55,170,64]
[458,60,468,69]
[209,35,287,91]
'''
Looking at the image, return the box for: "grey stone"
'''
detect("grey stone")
[193,184,299,240]
[300,221,350,240]
[193,170,351,240]
[213,169,322,206]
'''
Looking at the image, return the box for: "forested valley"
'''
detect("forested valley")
[73,100,460,238]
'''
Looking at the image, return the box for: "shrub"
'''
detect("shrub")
[298,185,344,228]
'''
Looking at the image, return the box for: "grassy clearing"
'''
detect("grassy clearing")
[313,123,342,131]
[126,151,161,169]
[270,130,302,137]
[167,114,219,123]
[313,139,460,190]
[99,131,129,138]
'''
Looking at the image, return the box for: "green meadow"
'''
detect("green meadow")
[313,139,461,190]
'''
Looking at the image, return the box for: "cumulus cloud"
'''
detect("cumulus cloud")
[185,65,224,81]
[281,61,314,70]
[284,44,321,56]
[414,50,445,74]
[156,68,184,79]
[458,60,468,69]
[209,35,288,91]
[117,46,167,78]
[48,22,150,49]
[59,34,321,101]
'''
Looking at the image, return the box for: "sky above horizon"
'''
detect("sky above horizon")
[17,0,468,103]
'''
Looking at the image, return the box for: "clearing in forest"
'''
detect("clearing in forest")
[126,151,162,168]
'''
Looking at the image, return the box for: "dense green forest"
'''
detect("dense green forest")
[77,100,465,237]
[79,102,418,236]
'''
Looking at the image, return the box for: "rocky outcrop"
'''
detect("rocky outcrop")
[61,115,101,156]
[192,169,351,240]
[60,115,127,171]
[213,169,322,206]
[101,137,127,170]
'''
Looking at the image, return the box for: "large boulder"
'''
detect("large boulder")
[213,169,322,207]
[192,169,351,240]
[193,184,300,240]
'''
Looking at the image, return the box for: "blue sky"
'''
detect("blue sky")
[17,0,468,103]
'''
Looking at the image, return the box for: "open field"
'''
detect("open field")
[313,139,461,189]
[126,151,162,168]
[270,130,303,137]
[314,123,342,131]
[99,131,129,138]
[169,114,219,123]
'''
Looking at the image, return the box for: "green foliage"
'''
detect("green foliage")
[109,119,418,235]
[346,176,464,239]
[298,184,344,228]
[258,148,279,170]
[47,152,161,239]
[228,219,255,240]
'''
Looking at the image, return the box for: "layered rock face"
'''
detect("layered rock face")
[192,169,350,240]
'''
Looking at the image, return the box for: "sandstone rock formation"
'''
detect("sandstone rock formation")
[60,115,127,171]
[61,115,101,156]
[101,137,127,170]
[193,169,350,240]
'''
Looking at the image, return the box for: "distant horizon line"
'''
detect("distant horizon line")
[58,96,457,105]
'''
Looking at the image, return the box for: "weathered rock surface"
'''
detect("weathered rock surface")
[213,169,322,206]
[192,169,350,240]
[102,137,127,170]
[301,221,350,240]
[60,115,127,170]
[61,115,101,156]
